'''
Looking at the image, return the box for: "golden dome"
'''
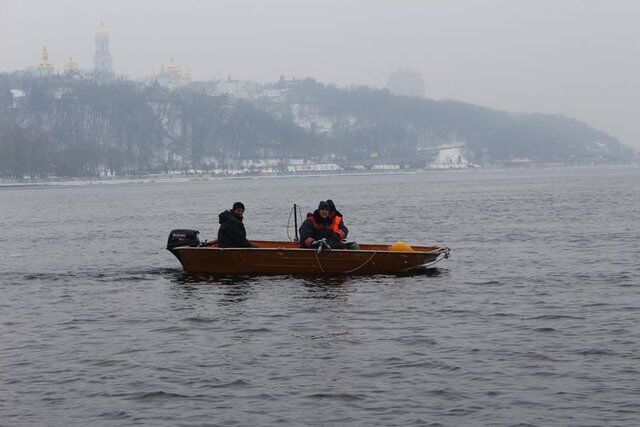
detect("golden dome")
[37,46,54,71]
[167,57,180,73]
[64,56,78,73]
[96,22,108,36]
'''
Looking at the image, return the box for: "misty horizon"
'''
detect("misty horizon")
[1,0,638,148]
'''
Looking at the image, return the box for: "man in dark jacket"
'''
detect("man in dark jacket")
[299,201,349,249]
[217,202,254,248]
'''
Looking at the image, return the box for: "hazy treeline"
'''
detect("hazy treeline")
[276,78,631,163]
[0,75,315,178]
[0,73,632,178]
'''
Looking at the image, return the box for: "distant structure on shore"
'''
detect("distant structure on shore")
[386,68,426,98]
[64,57,79,74]
[151,57,192,89]
[93,22,113,77]
[36,46,55,76]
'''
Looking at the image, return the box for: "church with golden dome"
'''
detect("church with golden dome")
[33,23,115,77]
[31,22,197,85]
[36,46,55,76]
[152,57,192,89]
[93,22,113,76]
[64,57,79,74]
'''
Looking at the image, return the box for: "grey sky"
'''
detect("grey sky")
[1,0,638,148]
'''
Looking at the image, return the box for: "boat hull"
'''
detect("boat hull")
[170,241,448,275]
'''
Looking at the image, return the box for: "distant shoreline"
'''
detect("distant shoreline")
[1,164,637,189]
[0,170,429,188]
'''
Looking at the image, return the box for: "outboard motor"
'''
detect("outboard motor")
[167,229,200,258]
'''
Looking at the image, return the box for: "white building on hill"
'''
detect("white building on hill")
[387,68,426,98]
[432,147,469,168]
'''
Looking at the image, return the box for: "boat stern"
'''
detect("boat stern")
[166,229,200,266]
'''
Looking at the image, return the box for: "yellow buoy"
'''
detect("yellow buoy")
[388,241,413,252]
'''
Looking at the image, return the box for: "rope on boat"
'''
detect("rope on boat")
[344,251,378,274]
[314,247,450,274]
[313,249,379,274]
[422,248,451,268]
[422,256,446,268]
[313,249,326,273]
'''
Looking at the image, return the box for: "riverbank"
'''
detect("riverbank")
[1,163,637,188]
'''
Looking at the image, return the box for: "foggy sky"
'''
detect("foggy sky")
[1,0,638,148]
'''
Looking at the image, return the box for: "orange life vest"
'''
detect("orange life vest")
[331,215,346,241]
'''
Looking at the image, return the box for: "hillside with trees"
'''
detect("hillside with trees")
[0,73,633,179]
[271,78,631,164]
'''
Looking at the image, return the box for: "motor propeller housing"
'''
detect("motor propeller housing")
[167,229,200,254]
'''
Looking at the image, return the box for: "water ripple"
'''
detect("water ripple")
[2,167,640,425]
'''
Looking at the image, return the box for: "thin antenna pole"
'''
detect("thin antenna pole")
[294,204,299,242]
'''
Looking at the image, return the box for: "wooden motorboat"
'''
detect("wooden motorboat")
[167,230,449,275]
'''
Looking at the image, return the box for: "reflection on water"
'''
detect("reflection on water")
[302,276,351,301]
[173,267,444,284]
[402,266,445,277]
[219,283,252,305]
[174,272,354,302]
[169,268,444,304]
[174,272,255,285]
[302,275,351,288]
[171,273,255,305]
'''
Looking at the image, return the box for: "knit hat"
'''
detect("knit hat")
[317,201,330,211]
[326,199,336,212]
[232,202,245,210]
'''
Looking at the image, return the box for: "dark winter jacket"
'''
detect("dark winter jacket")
[299,210,348,248]
[217,210,253,248]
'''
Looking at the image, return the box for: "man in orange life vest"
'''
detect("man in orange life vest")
[299,200,353,249]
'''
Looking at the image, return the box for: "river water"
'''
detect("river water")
[1,167,639,426]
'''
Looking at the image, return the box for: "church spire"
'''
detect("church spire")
[37,46,55,75]
[93,22,113,77]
